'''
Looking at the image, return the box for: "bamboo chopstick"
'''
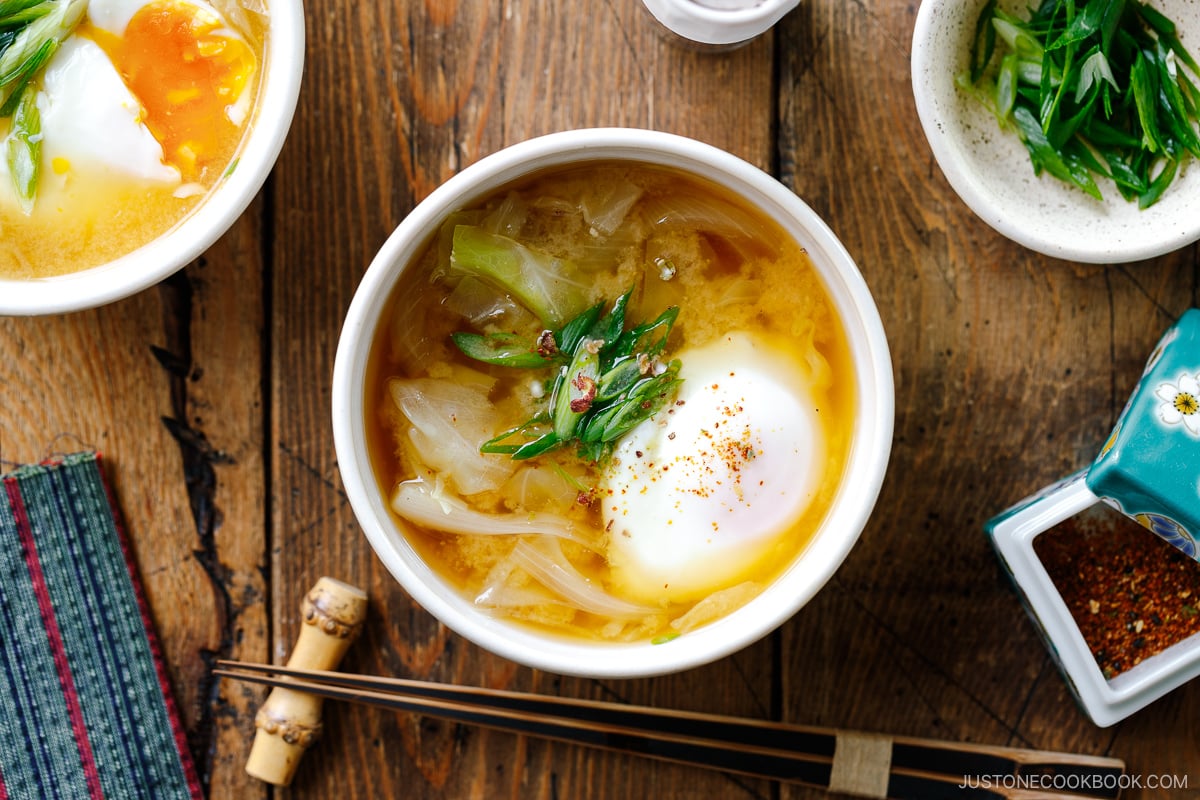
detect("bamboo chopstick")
[216,660,1124,800]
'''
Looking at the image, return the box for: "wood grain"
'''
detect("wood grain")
[2,0,1198,797]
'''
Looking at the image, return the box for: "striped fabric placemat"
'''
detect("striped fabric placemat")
[0,452,202,800]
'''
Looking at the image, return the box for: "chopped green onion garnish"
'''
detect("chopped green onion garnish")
[455,290,683,463]
[964,0,1200,207]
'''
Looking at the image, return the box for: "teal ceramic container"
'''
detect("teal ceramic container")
[1086,309,1200,560]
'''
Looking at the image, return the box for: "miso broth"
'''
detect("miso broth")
[366,162,856,643]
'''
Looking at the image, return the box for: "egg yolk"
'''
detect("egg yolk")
[90,1,255,181]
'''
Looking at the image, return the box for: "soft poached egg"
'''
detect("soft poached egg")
[86,0,257,180]
[36,36,182,188]
[14,0,256,199]
[601,332,827,604]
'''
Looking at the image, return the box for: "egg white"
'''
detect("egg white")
[36,36,180,186]
[87,0,228,38]
[601,332,826,604]
[85,0,148,37]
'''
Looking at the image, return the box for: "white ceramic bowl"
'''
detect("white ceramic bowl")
[332,128,894,678]
[0,0,305,316]
[912,0,1200,263]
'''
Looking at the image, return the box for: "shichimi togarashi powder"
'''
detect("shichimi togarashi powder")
[1034,503,1200,679]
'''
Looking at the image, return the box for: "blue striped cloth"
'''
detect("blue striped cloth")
[0,453,202,800]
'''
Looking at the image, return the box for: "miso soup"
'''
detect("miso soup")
[366,162,856,643]
[0,0,267,279]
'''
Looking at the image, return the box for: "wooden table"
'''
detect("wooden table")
[3,1,1198,797]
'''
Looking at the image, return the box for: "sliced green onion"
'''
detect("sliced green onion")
[5,79,39,213]
[964,0,1200,207]
[450,285,684,463]
[0,0,85,87]
[450,331,552,368]
[0,0,86,212]
[552,338,601,442]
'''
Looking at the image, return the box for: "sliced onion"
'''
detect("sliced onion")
[508,539,660,619]
[502,466,581,515]
[208,0,257,35]
[474,551,560,610]
[793,319,833,390]
[640,194,778,260]
[390,480,599,550]
[580,180,643,237]
[172,182,206,199]
[443,275,529,327]
[713,277,760,308]
[529,195,579,216]
[574,242,629,272]
[385,291,436,371]
[483,191,529,238]
[669,581,760,634]
[389,378,515,495]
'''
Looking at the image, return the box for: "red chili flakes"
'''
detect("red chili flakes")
[535,330,558,358]
[1034,504,1200,679]
[569,373,597,412]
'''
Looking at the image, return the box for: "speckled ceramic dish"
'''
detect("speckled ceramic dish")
[912,0,1200,264]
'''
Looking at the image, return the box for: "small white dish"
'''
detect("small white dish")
[0,0,305,316]
[640,0,800,47]
[332,128,894,679]
[987,472,1200,727]
[911,0,1200,263]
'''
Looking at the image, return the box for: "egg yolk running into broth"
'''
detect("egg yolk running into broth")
[0,0,263,280]
[90,1,256,180]
[366,163,856,643]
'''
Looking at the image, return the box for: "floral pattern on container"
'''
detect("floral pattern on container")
[1134,512,1198,560]
[1098,421,1121,459]
[1155,373,1200,438]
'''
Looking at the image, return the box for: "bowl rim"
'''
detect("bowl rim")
[0,0,306,316]
[332,127,894,678]
[911,0,1200,264]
